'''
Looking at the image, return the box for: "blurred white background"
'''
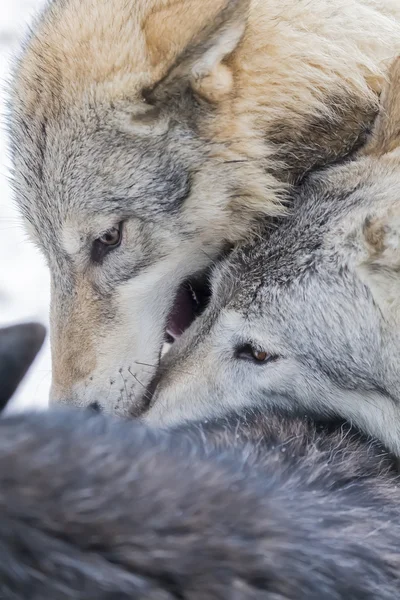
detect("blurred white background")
[0,0,50,411]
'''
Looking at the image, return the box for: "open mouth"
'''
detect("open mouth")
[139,271,212,412]
[165,270,212,344]
[139,268,217,413]
[141,248,233,409]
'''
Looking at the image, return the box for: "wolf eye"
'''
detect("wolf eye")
[98,226,121,247]
[236,344,277,364]
[91,223,123,263]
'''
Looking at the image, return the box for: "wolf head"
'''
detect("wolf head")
[10,0,286,414]
[145,58,400,455]
[10,0,400,413]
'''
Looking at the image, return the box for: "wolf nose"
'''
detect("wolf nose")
[88,402,102,413]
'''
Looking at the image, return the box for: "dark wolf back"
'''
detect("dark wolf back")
[0,408,399,599]
[181,406,397,484]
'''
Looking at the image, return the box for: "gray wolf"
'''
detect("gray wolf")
[144,57,400,456]
[9,0,400,414]
[0,406,400,598]
[0,322,45,410]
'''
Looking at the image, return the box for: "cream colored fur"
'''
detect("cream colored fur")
[15,0,400,234]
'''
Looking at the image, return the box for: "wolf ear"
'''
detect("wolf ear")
[362,56,400,157]
[353,58,400,319]
[357,212,400,321]
[143,0,250,104]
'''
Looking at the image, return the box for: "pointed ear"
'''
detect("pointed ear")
[362,56,400,157]
[356,211,400,320]
[352,57,400,318]
[144,0,250,104]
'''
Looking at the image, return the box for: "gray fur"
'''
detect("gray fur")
[0,406,400,598]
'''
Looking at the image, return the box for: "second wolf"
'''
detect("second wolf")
[145,57,400,456]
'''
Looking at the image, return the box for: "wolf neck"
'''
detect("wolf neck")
[325,351,400,456]
[346,388,400,457]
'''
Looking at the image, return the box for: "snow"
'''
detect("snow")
[0,0,50,411]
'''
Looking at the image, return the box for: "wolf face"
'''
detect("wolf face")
[10,0,400,413]
[13,100,226,414]
[146,58,400,456]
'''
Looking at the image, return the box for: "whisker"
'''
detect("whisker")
[200,248,217,264]
[134,359,195,378]
[134,360,158,369]
[128,367,152,402]
[119,369,129,402]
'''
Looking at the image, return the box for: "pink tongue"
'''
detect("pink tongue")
[166,285,196,341]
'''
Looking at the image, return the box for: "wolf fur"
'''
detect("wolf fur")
[9,0,400,414]
[0,406,400,598]
[145,57,400,456]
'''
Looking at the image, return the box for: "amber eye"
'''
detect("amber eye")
[236,344,277,364]
[91,223,123,264]
[252,350,268,362]
[98,226,121,247]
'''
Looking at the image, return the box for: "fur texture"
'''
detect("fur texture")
[145,57,400,456]
[0,407,400,598]
[9,0,400,413]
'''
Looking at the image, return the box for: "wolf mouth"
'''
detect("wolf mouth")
[164,244,234,345]
[165,271,212,343]
[137,271,212,414]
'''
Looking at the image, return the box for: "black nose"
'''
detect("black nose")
[89,402,102,413]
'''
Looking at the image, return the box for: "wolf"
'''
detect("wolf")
[9,0,400,414]
[0,405,400,599]
[143,57,400,456]
[0,322,45,411]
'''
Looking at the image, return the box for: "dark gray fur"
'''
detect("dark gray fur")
[0,406,399,598]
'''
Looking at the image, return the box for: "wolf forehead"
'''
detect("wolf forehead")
[213,159,388,311]
[11,103,196,234]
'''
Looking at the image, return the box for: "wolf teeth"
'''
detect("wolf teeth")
[188,282,200,307]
